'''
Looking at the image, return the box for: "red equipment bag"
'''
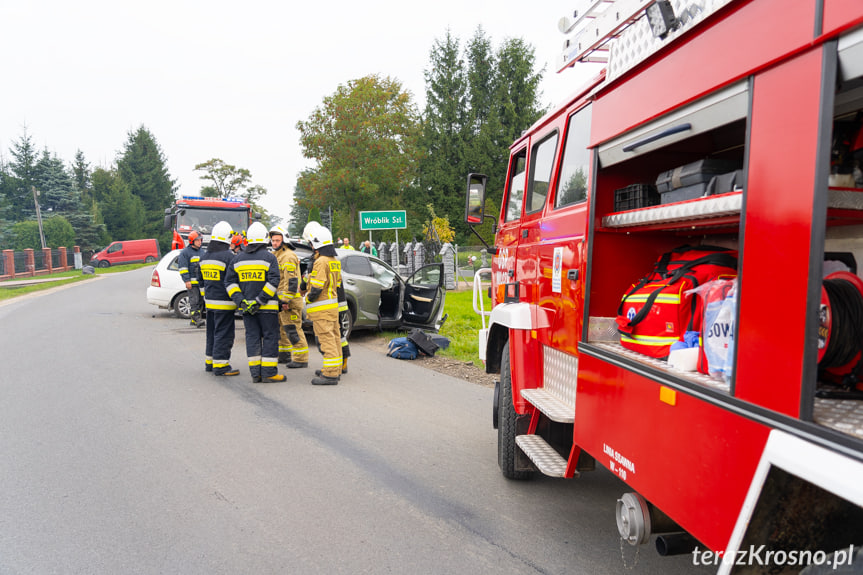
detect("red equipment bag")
[616,245,738,359]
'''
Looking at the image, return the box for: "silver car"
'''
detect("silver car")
[292,243,447,339]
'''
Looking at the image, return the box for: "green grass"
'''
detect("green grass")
[378,286,492,365]
[0,262,154,301]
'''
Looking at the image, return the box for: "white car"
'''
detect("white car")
[146,249,191,319]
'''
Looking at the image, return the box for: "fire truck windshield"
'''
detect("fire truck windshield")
[177,208,248,236]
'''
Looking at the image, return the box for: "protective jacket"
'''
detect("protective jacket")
[198,242,237,312]
[177,243,202,286]
[225,243,280,312]
[274,244,301,302]
[306,254,341,320]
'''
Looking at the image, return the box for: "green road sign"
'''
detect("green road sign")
[359,210,407,230]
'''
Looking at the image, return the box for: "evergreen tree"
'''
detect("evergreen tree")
[94,167,146,242]
[417,31,470,240]
[116,126,176,248]
[8,130,39,221]
[34,149,78,213]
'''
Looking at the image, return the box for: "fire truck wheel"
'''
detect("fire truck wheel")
[498,341,533,480]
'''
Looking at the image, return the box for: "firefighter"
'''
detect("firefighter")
[270,225,309,368]
[230,232,246,254]
[177,230,205,327]
[197,221,239,376]
[226,222,286,383]
[303,222,342,385]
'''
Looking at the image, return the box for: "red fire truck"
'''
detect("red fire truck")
[465,0,863,570]
[164,196,255,250]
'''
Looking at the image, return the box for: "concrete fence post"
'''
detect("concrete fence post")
[43,247,53,274]
[2,250,14,279]
[24,249,35,277]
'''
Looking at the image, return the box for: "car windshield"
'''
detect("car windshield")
[177,208,248,235]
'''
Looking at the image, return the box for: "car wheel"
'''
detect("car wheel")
[173,293,191,319]
[145,256,156,263]
[340,308,354,341]
[98,260,110,268]
[499,341,532,480]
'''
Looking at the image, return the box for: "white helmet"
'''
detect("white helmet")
[247,222,269,244]
[211,221,233,243]
[269,225,286,238]
[302,221,333,249]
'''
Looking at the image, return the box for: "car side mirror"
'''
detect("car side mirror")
[465,173,487,225]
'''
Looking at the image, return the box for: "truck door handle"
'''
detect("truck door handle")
[345,279,355,285]
[567,269,579,281]
[623,123,692,153]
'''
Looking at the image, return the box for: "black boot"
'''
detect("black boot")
[278,352,291,364]
[311,374,339,385]
[215,367,240,376]
[287,361,308,369]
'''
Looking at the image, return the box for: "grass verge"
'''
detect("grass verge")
[377,286,491,365]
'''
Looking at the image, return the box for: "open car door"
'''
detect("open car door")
[402,263,446,331]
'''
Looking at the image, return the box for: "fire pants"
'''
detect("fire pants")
[312,315,342,378]
[244,312,280,378]
[206,309,236,374]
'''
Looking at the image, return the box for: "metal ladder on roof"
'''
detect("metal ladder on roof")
[558,0,654,70]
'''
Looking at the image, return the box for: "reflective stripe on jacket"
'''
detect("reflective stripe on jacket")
[197,242,236,311]
[178,244,202,285]
[225,244,281,312]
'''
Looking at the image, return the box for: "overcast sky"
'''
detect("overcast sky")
[1,1,601,221]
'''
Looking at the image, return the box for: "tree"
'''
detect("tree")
[116,126,176,247]
[194,158,252,199]
[93,167,145,241]
[288,176,311,237]
[34,149,78,213]
[9,216,75,249]
[297,75,422,243]
[7,129,39,221]
[417,31,470,241]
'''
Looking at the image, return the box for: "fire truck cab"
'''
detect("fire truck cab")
[467,0,863,569]
[164,196,255,250]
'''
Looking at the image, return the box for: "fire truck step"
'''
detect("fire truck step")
[520,388,575,423]
[515,435,574,478]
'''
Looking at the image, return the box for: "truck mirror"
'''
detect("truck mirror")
[164,214,172,230]
[164,207,171,215]
[254,212,262,221]
[465,173,488,225]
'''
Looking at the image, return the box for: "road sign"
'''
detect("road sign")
[359,210,407,230]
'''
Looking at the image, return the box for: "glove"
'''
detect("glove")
[240,299,259,315]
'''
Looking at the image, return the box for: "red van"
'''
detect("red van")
[90,239,160,268]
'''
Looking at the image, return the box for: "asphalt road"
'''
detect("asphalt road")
[0,268,712,574]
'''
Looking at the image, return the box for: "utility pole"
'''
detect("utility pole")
[32,186,46,249]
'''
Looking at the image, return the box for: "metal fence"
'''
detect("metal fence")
[2,248,79,279]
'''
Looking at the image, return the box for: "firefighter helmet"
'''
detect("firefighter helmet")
[303,222,333,249]
[188,230,202,244]
[247,222,269,244]
[211,221,233,243]
[269,225,286,238]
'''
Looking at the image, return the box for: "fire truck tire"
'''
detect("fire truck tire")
[498,341,533,480]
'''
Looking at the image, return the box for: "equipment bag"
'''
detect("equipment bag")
[407,328,440,357]
[616,245,738,359]
[387,337,419,360]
